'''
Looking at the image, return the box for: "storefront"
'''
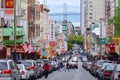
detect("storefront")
[10,44,27,60]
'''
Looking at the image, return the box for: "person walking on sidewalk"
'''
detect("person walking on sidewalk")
[43,61,50,78]
[58,62,63,71]
[66,61,70,71]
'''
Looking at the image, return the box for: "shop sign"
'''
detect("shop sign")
[5,0,14,8]
[42,49,47,56]
[112,37,120,45]
[106,44,115,54]
[49,41,55,47]
[4,0,14,20]
[98,38,106,45]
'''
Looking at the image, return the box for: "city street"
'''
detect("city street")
[37,60,98,80]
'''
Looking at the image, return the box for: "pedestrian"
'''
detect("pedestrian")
[58,62,63,71]
[43,61,50,78]
[66,61,70,71]
[64,61,69,71]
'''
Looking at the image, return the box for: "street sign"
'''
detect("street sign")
[98,38,106,45]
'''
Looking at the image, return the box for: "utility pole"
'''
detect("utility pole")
[14,0,16,60]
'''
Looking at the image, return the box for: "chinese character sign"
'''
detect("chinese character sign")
[106,44,115,54]
[4,0,14,20]
[5,0,14,8]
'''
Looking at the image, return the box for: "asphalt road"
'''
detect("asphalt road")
[37,60,98,80]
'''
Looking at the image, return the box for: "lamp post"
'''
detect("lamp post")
[14,0,17,60]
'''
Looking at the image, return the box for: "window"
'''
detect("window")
[89,13,93,15]
[89,5,93,7]
[89,17,93,19]
[0,62,8,70]
[9,61,15,69]
[33,61,36,66]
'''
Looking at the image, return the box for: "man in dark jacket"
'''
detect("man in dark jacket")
[43,61,50,78]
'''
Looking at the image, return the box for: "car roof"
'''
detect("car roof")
[0,59,14,62]
[17,60,35,62]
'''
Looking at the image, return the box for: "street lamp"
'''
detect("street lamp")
[14,0,17,60]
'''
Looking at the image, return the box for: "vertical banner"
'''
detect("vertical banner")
[4,0,14,20]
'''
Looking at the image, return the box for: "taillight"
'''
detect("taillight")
[114,72,118,80]
[104,72,111,76]
[21,71,25,75]
[28,66,35,70]
[1,69,11,74]
[96,66,101,69]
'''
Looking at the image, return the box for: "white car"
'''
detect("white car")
[0,59,21,80]
[69,61,78,69]
[17,64,34,80]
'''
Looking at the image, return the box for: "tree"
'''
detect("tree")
[68,43,73,50]
[76,35,84,46]
[68,34,77,44]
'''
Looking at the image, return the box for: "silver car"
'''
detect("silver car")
[17,60,41,79]
[0,59,21,80]
[17,64,34,80]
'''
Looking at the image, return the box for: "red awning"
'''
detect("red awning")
[10,45,26,54]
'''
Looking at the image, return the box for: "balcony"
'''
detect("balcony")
[0,27,25,45]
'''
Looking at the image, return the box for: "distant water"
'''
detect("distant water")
[49,14,80,22]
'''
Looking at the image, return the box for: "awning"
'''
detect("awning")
[10,45,26,54]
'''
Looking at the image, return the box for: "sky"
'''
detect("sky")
[38,0,80,22]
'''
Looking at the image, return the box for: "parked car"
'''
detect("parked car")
[81,56,88,62]
[0,59,21,80]
[17,64,34,80]
[50,61,59,71]
[89,60,97,75]
[36,60,45,76]
[94,60,110,76]
[86,61,92,70]
[102,63,116,80]
[17,60,41,79]
[111,64,120,80]
[97,63,111,79]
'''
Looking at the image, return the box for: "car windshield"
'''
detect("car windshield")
[0,62,8,70]
[17,64,23,69]
[117,65,120,71]
[21,62,32,67]
[105,65,115,70]
[98,61,105,65]
[101,63,110,69]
